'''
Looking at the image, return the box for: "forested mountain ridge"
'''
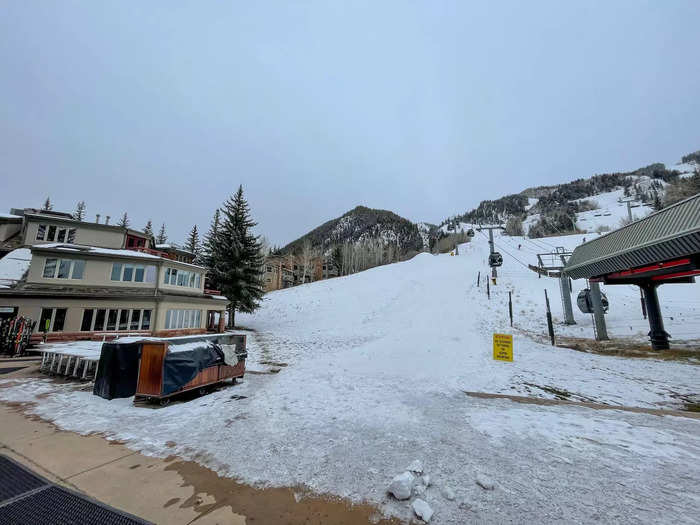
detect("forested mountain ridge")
[281,205,424,256]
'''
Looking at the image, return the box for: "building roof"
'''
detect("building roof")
[0,248,32,288]
[565,193,700,279]
[22,212,148,238]
[0,282,228,303]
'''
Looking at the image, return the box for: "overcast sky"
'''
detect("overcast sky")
[1,2,699,246]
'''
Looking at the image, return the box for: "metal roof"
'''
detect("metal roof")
[565,193,700,279]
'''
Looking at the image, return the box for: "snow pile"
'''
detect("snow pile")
[0,248,32,288]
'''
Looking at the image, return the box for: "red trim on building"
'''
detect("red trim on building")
[651,269,700,281]
[606,258,691,280]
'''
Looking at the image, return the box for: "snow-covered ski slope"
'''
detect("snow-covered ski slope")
[1,231,699,524]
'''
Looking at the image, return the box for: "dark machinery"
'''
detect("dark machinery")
[489,252,503,267]
[466,229,475,237]
[577,288,609,314]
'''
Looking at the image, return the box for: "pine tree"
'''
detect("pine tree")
[156,224,167,244]
[143,220,154,238]
[186,225,201,260]
[117,212,130,228]
[201,209,221,282]
[209,186,264,328]
[73,201,86,221]
[42,197,53,211]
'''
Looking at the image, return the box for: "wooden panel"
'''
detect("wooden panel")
[183,366,219,390]
[219,362,244,380]
[136,343,166,396]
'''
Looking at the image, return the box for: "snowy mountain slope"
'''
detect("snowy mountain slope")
[1,232,698,524]
[282,205,423,256]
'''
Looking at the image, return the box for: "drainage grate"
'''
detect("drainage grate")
[0,455,151,524]
[0,367,26,375]
[0,456,48,502]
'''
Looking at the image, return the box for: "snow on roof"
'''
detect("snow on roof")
[0,213,22,220]
[33,243,162,260]
[0,248,32,288]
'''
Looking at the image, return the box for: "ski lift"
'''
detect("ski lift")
[576,289,609,314]
[488,252,503,267]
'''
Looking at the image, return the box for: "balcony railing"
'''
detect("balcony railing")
[128,247,177,260]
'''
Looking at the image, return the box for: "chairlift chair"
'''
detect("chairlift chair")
[489,252,503,267]
[576,289,609,314]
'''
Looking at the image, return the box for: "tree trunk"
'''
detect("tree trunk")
[227,305,235,329]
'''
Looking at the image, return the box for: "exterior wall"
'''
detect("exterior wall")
[0,296,157,336]
[0,222,22,243]
[24,219,126,249]
[26,253,158,289]
[0,295,227,342]
[154,298,227,335]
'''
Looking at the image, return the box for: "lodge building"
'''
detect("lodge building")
[0,208,228,341]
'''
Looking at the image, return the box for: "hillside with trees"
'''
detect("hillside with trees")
[282,206,424,256]
[440,156,694,239]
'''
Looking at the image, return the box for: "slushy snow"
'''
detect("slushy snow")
[1,230,699,524]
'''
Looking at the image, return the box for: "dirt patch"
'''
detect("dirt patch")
[464,391,700,419]
[516,328,700,363]
[166,458,402,525]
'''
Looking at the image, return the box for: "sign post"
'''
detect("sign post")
[492,333,513,362]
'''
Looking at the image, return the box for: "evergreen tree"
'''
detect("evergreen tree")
[42,197,53,211]
[201,209,221,282]
[156,224,168,244]
[209,186,264,328]
[143,220,154,238]
[117,212,130,228]
[73,201,86,221]
[186,224,201,260]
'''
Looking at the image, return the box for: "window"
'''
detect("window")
[81,308,152,332]
[266,266,272,273]
[38,308,67,332]
[94,309,106,331]
[36,224,76,244]
[111,263,154,283]
[106,309,118,331]
[43,259,57,278]
[164,309,202,329]
[57,260,71,279]
[42,258,85,280]
[71,260,85,279]
[80,309,94,332]
[119,310,129,331]
[141,310,151,330]
[163,267,202,288]
[39,308,52,332]
[130,309,141,330]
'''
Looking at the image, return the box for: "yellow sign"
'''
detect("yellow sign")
[493,333,513,362]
